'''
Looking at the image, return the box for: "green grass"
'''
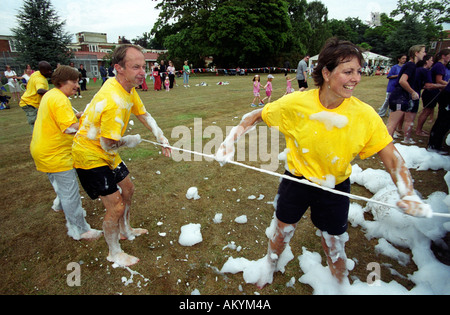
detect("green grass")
[0,73,447,295]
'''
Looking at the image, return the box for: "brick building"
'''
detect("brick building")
[431,30,450,53]
[0,32,165,79]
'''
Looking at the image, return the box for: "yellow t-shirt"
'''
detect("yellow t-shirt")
[30,88,78,173]
[72,78,147,170]
[262,89,393,186]
[19,71,49,108]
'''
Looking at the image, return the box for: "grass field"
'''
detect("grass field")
[0,72,448,295]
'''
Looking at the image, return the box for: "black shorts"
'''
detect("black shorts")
[298,79,308,89]
[76,162,130,200]
[389,99,419,113]
[275,171,350,235]
[422,90,439,109]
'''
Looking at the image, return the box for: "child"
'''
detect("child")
[261,74,274,105]
[164,76,170,92]
[284,75,296,95]
[251,75,263,107]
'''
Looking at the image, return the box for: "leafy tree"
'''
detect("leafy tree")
[385,14,428,59]
[151,0,218,67]
[390,0,448,53]
[145,0,448,67]
[12,0,72,69]
[284,0,312,63]
[363,13,401,56]
[207,0,290,67]
[152,0,290,68]
[305,0,332,55]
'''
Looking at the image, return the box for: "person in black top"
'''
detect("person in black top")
[386,45,426,144]
[78,64,87,91]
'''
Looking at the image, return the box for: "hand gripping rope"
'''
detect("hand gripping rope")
[141,138,450,219]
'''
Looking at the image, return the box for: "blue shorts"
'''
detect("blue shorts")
[76,162,130,200]
[275,171,350,235]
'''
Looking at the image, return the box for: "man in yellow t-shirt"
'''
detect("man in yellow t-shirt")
[19,61,52,130]
[73,44,171,267]
[30,65,101,241]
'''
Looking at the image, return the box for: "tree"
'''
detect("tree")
[12,0,73,69]
[390,0,448,53]
[305,0,332,55]
[284,0,312,63]
[207,0,290,67]
[385,14,428,59]
[152,0,290,68]
[363,13,401,57]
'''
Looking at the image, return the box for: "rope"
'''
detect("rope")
[141,138,450,219]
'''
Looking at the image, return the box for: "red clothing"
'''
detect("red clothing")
[153,70,161,90]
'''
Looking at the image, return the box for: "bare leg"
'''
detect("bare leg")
[416,108,433,136]
[117,176,148,240]
[402,112,417,143]
[256,218,297,288]
[386,111,405,136]
[321,231,349,284]
[100,190,139,267]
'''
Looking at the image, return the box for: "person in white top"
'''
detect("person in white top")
[4,65,22,103]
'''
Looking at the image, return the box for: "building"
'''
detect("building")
[68,32,164,78]
[0,32,166,79]
[430,30,450,53]
[0,35,21,74]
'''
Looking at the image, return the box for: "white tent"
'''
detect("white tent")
[361,51,391,66]
[308,51,391,68]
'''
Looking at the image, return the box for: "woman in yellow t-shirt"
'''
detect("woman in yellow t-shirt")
[30,66,102,241]
[216,38,432,288]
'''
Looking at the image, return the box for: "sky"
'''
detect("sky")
[0,0,447,43]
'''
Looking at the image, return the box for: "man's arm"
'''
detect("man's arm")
[136,112,171,157]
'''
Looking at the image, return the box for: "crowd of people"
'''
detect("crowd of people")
[146,59,191,91]
[1,40,449,287]
[379,47,450,155]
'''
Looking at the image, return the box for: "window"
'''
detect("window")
[89,44,99,52]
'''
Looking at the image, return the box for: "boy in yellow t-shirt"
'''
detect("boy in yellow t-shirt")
[30,65,101,241]
[19,61,52,130]
[73,44,171,267]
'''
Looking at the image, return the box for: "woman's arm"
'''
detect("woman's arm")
[215,109,263,164]
[377,143,432,217]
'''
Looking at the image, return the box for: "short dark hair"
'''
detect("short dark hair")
[51,65,80,88]
[112,44,144,68]
[435,48,450,62]
[416,55,433,68]
[312,37,364,87]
